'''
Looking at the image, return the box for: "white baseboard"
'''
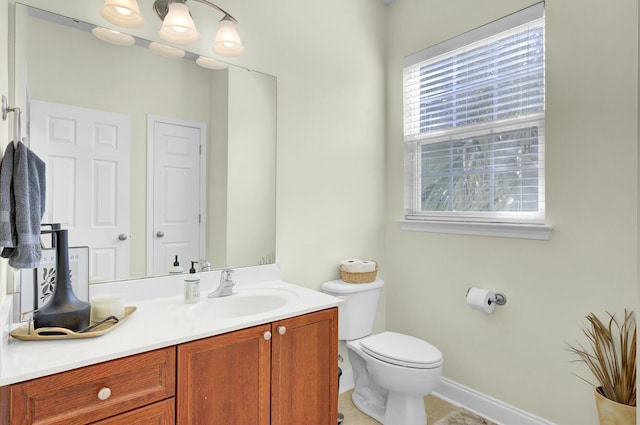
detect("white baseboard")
[339,369,554,425]
[433,377,555,425]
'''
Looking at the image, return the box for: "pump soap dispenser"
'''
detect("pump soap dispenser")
[169,255,184,274]
[184,261,200,303]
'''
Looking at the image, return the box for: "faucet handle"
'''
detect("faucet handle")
[222,268,234,281]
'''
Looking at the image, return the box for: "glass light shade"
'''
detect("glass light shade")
[149,42,186,59]
[212,17,245,57]
[100,0,144,29]
[159,2,200,44]
[196,56,228,70]
[92,27,135,46]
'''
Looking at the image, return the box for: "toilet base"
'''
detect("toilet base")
[385,392,427,425]
[352,391,427,425]
[347,336,441,425]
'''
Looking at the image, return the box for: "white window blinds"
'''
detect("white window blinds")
[403,3,545,224]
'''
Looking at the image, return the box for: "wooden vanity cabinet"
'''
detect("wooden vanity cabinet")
[2,347,176,425]
[1,308,337,425]
[177,308,338,425]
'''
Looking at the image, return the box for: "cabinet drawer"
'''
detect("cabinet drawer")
[91,399,175,425]
[9,347,176,425]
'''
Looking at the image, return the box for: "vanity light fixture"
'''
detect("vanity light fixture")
[195,56,228,70]
[148,41,186,59]
[158,2,199,44]
[100,0,145,29]
[91,27,136,46]
[212,15,245,57]
[99,0,245,58]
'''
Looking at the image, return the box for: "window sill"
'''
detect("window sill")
[397,219,552,240]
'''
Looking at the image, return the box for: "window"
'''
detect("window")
[403,3,547,236]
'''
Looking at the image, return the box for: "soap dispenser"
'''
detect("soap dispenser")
[184,261,200,303]
[169,255,184,274]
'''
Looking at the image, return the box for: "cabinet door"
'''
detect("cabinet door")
[271,308,338,425]
[177,324,271,425]
[91,399,174,425]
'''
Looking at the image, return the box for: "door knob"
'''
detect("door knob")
[156,231,165,238]
[118,233,128,241]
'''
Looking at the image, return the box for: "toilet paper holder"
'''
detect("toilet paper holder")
[466,288,507,306]
[490,292,507,306]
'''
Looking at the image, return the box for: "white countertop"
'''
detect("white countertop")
[0,265,342,386]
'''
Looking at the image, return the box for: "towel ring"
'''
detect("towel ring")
[1,95,22,148]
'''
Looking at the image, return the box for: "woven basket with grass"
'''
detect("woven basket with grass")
[339,262,378,284]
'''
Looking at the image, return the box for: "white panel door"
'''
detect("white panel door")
[148,117,204,275]
[30,100,131,282]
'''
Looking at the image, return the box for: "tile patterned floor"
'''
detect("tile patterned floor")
[338,390,459,425]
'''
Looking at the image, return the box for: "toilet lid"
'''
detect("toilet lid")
[360,332,442,369]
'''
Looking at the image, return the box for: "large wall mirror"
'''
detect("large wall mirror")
[10,3,276,285]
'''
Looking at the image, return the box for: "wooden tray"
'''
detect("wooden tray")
[10,306,136,341]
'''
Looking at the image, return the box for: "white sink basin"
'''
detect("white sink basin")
[184,288,299,319]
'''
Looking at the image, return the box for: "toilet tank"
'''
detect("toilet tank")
[321,278,384,341]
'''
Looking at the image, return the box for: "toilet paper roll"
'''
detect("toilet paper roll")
[466,288,496,313]
[340,259,362,272]
[360,261,377,272]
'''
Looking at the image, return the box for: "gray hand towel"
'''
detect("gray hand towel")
[0,143,16,249]
[0,141,46,268]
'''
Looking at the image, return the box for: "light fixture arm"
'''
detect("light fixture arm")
[191,0,237,23]
[153,0,237,24]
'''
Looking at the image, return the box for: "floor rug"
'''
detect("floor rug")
[433,408,497,425]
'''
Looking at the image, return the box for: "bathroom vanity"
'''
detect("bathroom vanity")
[0,266,340,424]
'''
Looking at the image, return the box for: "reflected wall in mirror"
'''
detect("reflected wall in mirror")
[12,4,276,284]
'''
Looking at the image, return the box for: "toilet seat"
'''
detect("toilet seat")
[360,332,443,369]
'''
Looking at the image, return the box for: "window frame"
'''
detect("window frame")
[401,3,551,240]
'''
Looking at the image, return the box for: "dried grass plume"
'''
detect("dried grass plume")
[567,309,636,406]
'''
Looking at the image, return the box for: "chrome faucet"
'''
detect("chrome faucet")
[200,259,213,272]
[208,268,236,297]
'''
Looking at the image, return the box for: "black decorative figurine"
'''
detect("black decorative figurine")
[33,228,90,331]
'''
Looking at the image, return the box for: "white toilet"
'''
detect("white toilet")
[322,278,443,425]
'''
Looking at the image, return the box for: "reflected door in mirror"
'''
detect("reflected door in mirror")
[149,117,205,275]
[30,100,131,282]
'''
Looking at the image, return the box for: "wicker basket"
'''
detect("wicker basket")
[339,262,379,284]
